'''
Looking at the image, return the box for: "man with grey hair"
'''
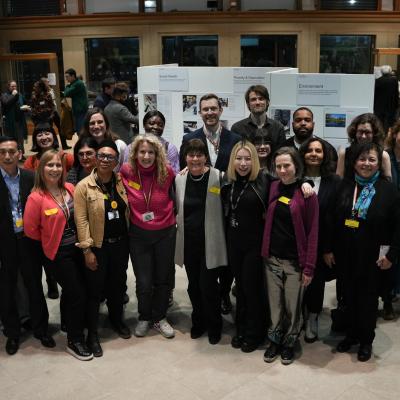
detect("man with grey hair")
[374,64,399,133]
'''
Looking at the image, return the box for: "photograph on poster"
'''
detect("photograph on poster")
[216,94,245,118]
[144,94,157,113]
[219,97,229,108]
[272,109,291,135]
[325,113,346,128]
[183,120,198,133]
[183,95,197,116]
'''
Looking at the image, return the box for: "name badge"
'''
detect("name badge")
[345,219,359,229]
[278,196,291,205]
[128,180,141,190]
[142,211,154,222]
[107,210,120,220]
[103,194,109,200]
[44,208,58,216]
[16,218,24,228]
[209,186,220,195]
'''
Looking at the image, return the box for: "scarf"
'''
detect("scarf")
[353,171,380,220]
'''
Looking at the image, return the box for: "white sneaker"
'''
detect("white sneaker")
[153,318,175,338]
[134,320,150,337]
[304,312,318,343]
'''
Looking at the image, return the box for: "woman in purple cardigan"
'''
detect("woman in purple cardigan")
[262,147,319,365]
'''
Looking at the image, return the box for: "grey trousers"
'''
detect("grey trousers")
[264,256,305,347]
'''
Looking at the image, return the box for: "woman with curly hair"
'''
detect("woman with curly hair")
[336,113,391,179]
[120,134,176,339]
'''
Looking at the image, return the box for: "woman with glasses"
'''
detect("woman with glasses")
[24,149,91,361]
[66,136,98,185]
[80,108,127,170]
[336,113,391,179]
[253,132,272,171]
[120,134,176,339]
[74,140,130,357]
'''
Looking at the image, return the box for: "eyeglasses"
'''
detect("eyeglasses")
[97,153,117,162]
[78,151,96,159]
[186,153,205,159]
[0,149,19,156]
[356,129,373,136]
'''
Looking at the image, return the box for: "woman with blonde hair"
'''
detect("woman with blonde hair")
[24,149,91,361]
[120,134,176,339]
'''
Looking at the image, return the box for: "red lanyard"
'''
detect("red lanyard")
[137,170,155,211]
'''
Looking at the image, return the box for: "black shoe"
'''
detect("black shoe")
[47,280,59,299]
[221,295,232,315]
[87,336,103,358]
[336,337,359,353]
[383,302,395,320]
[111,320,131,339]
[67,341,93,361]
[264,342,280,363]
[190,326,205,339]
[241,341,259,353]
[281,346,295,365]
[357,344,372,362]
[123,293,130,305]
[208,333,221,345]
[6,338,19,355]
[35,333,56,348]
[231,335,244,349]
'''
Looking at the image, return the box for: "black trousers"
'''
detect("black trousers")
[184,242,222,336]
[227,236,267,343]
[47,244,86,342]
[85,238,129,335]
[129,225,176,322]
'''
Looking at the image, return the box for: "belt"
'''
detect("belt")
[103,236,123,244]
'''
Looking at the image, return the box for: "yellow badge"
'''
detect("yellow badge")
[209,186,221,195]
[128,180,141,190]
[103,193,109,200]
[44,208,58,216]
[111,200,118,209]
[345,219,359,229]
[278,196,291,205]
[16,218,24,228]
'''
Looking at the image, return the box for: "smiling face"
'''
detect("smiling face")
[36,131,54,150]
[136,141,156,168]
[144,116,165,137]
[77,144,97,171]
[292,109,314,142]
[355,122,374,144]
[248,91,268,115]
[275,154,297,184]
[43,154,63,186]
[199,98,222,130]
[186,152,207,176]
[89,113,107,142]
[354,149,379,179]
[96,147,118,174]
[304,140,324,169]
[0,140,21,174]
[234,148,252,177]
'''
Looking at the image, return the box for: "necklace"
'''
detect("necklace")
[189,171,205,182]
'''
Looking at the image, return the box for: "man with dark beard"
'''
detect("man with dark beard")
[231,85,285,153]
[283,107,338,169]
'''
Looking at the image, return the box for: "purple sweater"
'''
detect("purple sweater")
[261,180,319,277]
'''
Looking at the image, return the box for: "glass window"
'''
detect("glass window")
[3,0,60,16]
[320,0,377,10]
[241,0,296,10]
[162,0,217,11]
[162,36,218,66]
[85,37,140,93]
[320,35,375,74]
[85,0,139,13]
[241,35,297,67]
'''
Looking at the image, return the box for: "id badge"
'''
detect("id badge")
[344,219,359,229]
[142,211,154,222]
[16,218,24,228]
[107,210,120,220]
[229,213,238,228]
[278,196,291,205]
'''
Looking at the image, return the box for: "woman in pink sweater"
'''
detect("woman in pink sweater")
[24,149,92,361]
[120,134,176,339]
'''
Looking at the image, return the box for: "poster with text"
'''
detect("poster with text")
[296,74,341,106]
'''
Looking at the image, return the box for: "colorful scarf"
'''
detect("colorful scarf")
[353,171,380,219]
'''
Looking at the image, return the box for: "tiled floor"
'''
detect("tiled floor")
[1,265,399,400]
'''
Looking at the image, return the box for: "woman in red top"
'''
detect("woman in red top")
[24,149,92,361]
[120,134,176,339]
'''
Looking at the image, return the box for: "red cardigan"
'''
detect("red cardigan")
[24,182,75,261]
[261,180,319,277]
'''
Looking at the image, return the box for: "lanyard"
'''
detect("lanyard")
[137,170,154,211]
[50,189,70,222]
[203,124,222,154]
[351,184,359,218]
[230,180,249,212]
[95,172,117,210]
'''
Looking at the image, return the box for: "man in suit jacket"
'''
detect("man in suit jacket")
[282,107,338,172]
[374,65,399,134]
[0,136,54,355]
[179,93,241,172]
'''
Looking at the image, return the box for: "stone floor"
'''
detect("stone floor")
[1,264,399,400]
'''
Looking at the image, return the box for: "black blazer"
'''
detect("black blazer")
[0,168,35,268]
[179,126,241,172]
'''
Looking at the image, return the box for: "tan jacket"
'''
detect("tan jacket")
[74,169,129,249]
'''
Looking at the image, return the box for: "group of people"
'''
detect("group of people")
[0,82,399,367]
